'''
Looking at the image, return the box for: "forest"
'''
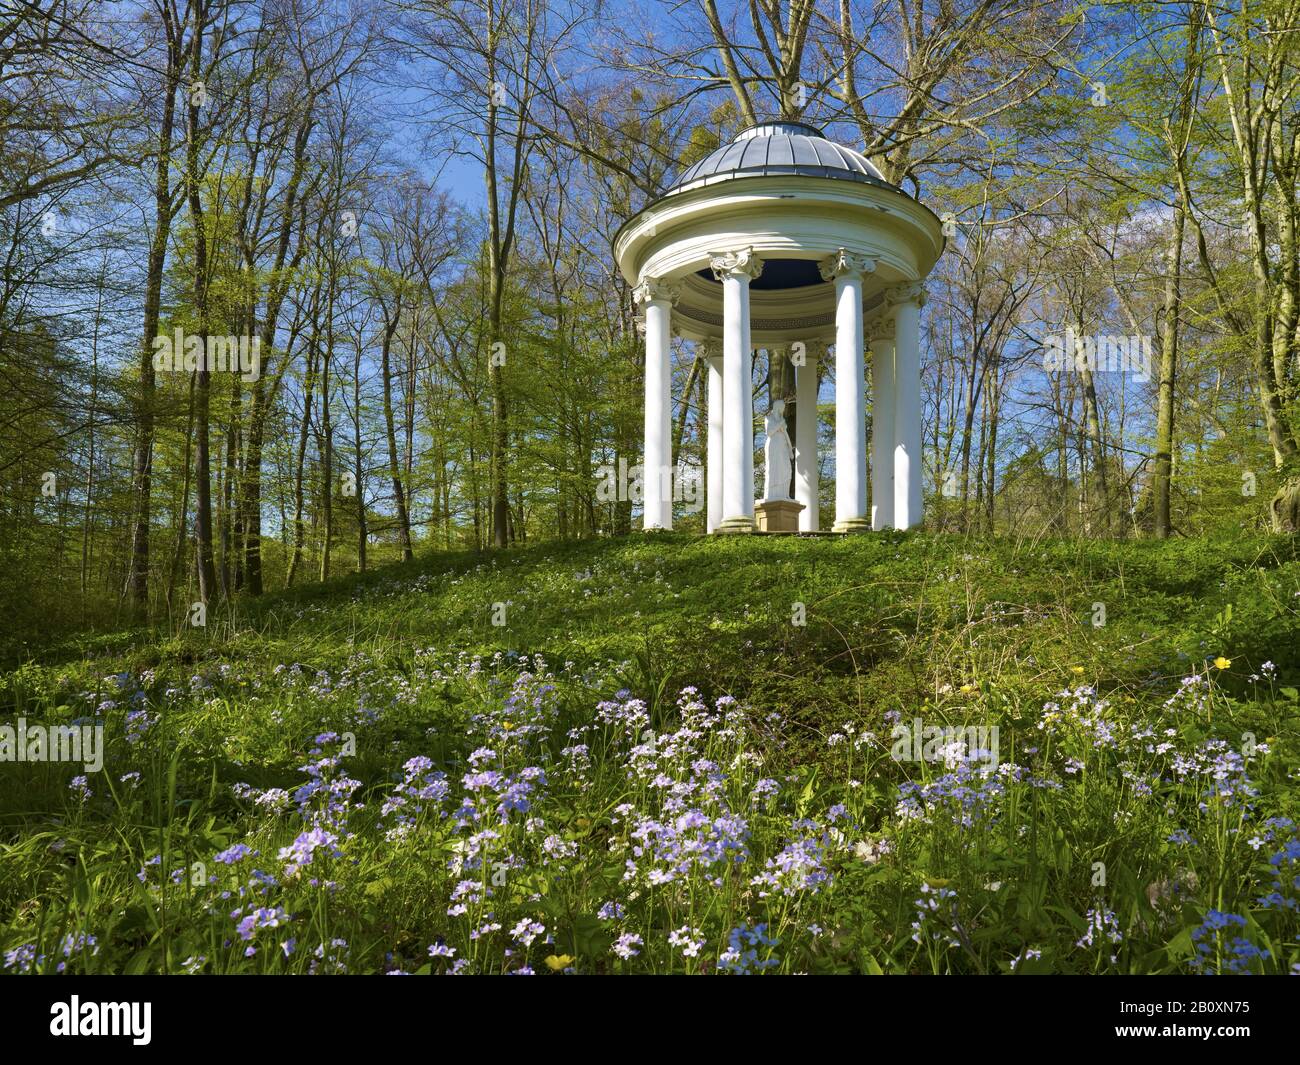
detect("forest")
[2,0,1299,984]
[3,0,1299,650]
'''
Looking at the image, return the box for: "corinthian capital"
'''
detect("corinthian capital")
[818,248,876,281]
[708,247,764,282]
[885,281,927,308]
[632,277,681,306]
[865,312,895,340]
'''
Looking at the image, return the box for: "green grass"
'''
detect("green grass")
[2,532,1299,974]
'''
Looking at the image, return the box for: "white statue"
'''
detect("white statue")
[763,399,794,501]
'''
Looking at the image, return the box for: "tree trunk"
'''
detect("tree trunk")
[286,315,319,589]
[319,277,335,583]
[187,1,218,605]
[353,336,366,573]
[124,15,181,614]
[1153,200,1184,539]
[242,113,315,596]
[382,314,413,560]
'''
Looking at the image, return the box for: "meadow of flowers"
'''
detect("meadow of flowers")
[2,617,1297,975]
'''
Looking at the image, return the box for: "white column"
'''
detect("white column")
[820,249,875,533]
[711,248,763,533]
[794,341,822,531]
[889,282,925,530]
[868,316,896,531]
[634,278,679,530]
[766,345,790,501]
[703,341,724,534]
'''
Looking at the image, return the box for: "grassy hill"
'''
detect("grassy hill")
[2,533,1299,974]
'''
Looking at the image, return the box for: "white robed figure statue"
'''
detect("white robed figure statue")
[763,399,794,501]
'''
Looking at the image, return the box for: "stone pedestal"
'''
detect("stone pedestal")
[755,499,805,532]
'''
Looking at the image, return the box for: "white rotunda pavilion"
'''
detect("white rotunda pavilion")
[614,120,944,534]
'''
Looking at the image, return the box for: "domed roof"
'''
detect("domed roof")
[666,120,891,195]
